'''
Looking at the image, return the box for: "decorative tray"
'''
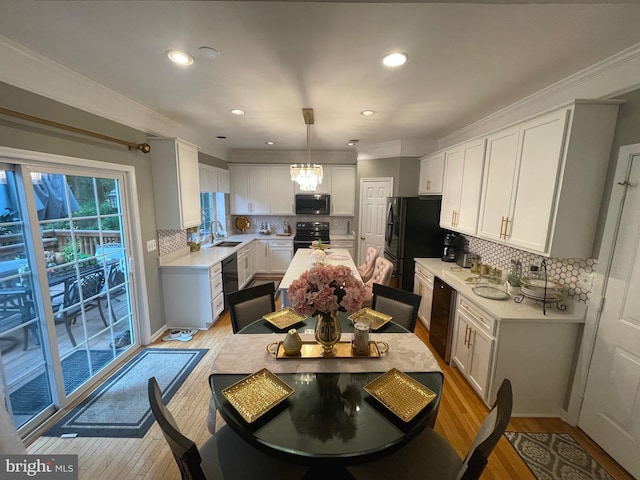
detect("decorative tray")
[472,285,510,300]
[519,287,564,302]
[327,253,350,261]
[267,340,389,358]
[310,244,331,250]
[348,308,393,330]
[221,368,294,423]
[364,368,437,422]
[262,308,306,330]
[234,216,250,232]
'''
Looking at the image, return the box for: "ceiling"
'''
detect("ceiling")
[2,1,640,160]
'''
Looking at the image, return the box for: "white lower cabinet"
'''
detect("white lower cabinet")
[413,264,434,330]
[330,240,355,259]
[452,298,496,400]
[254,238,293,274]
[161,262,223,330]
[237,245,255,289]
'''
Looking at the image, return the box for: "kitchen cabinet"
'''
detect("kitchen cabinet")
[161,262,223,330]
[294,167,331,194]
[478,101,620,258]
[149,137,201,230]
[418,152,445,195]
[199,164,230,193]
[413,263,434,330]
[254,238,293,274]
[237,244,255,288]
[229,164,271,214]
[330,239,355,259]
[452,298,495,399]
[329,166,356,216]
[270,166,296,215]
[439,138,485,234]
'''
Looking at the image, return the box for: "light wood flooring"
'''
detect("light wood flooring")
[25,309,634,480]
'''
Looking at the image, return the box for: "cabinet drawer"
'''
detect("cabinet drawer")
[210,262,222,278]
[269,240,293,247]
[457,297,496,334]
[415,265,434,287]
[212,292,225,318]
[210,274,223,298]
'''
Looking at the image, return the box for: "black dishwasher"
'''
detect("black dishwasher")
[221,253,238,309]
[429,277,456,364]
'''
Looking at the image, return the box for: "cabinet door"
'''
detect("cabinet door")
[456,139,486,235]
[254,240,270,273]
[270,166,295,215]
[229,165,250,214]
[419,152,445,195]
[330,166,356,215]
[248,166,271,214]
[414,277,433,330]
[468,326,495,399]
[452,313,471,376]
[507,110,568,253]
[176,142,201,228]
[270,244,293,273]
[440,149,463,229]
[294,165,332,194]
[478,127,520,242]
[217,171,231,194]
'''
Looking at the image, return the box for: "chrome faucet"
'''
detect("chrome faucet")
[210,220,225,243]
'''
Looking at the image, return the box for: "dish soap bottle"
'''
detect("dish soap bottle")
[508,260,522,287]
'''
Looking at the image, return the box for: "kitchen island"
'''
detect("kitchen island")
[279,248,361,308]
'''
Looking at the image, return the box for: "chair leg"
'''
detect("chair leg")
[64,318,77,347]
[96,299,109,327]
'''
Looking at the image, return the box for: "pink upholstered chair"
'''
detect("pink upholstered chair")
[362,257,394,307]
[357,247,379,283]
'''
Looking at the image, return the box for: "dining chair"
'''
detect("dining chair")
[356,247,378,283]
[348,378,513,480]
[362,257,394,307]
[226,282,276,333]
[148,377,307,480]
[53,270,108,346]
[371,283,421,332]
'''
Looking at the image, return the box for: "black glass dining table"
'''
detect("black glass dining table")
[208,311,444,474]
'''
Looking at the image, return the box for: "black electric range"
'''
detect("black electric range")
[293,221,330,253]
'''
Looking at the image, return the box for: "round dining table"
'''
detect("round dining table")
[209,311,444,474]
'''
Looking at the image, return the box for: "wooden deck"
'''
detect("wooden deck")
[24,308,634,480]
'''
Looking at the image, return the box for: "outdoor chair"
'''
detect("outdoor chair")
[348,378,513,480]
[356,247,378,283]
[372,283,421,332]
[227,282,276,333]
[53,270,108,347]
[147,377,307,480]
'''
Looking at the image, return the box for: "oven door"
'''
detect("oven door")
[293,240,313,253]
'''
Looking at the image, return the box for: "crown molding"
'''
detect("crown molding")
[356,138,439,160]
[0,35,229,160]
[439,41,640,149]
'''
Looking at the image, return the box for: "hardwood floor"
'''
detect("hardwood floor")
[25,310,634,480]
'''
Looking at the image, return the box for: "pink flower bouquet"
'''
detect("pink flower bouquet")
[287,264,365,317]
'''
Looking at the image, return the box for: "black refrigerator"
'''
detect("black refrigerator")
[384,196,445,292]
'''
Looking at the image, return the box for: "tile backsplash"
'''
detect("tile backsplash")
[462,235,595,304]
[158,229,187,256]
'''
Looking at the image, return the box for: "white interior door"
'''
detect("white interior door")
[579,147,640,478]
[358,178,392,264]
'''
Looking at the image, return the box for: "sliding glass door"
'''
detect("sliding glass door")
[0,162,136,432]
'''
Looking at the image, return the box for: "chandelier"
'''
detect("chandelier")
[290,108,323,191]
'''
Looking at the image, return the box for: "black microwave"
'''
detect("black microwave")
[295,194,330,215]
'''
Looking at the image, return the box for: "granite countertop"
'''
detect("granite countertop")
[415,258,585,323]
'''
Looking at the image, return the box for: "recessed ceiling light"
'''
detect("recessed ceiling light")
[166,49,194,66]
[347,140,359,146]
[361,110,376,117]
[230,109,245,115]
[266,141,275,145]
[382,52,408,67]
[198,46,220,59]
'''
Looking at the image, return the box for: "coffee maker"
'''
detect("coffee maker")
[442,232,461,262]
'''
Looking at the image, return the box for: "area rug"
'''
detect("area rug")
[10,350,114,415]
[43,347,208,438]
[505,432,615,480]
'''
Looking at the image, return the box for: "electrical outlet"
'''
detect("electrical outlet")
[147,239,157,252]
[576,272,594,290]
[333,219,339,226]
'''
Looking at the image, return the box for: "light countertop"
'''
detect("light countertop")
[279,248,360,291]
[415,258,585,323]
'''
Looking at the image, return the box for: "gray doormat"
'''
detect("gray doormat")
[43,347,207,438]
[505,432,615,480]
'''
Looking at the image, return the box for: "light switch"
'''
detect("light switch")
[147,239,157,252]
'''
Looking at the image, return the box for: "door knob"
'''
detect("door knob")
[360,236,365,240]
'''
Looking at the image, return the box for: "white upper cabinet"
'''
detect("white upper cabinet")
[149,137,201,230]
[229,164,271,214]
[478,101,620,257]
[329,166,356,216]
[418,152,445,195]
[199,164,230,194]
[440,138,486,235]
[270,166,296,215]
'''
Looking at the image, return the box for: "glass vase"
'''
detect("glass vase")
[314,311,341,357]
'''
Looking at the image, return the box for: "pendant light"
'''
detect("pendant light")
[290,108,323,191]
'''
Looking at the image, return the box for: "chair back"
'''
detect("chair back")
[371,283,421,332]
[227,282,276,333]
[366,257,393,288]
[357,247,378,283]
[458,379,513,480]
[148,377,207,480]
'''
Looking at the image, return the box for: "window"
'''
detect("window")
[200,192,226,237]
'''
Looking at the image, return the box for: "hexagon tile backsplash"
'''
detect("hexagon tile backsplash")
[462,235,596,304]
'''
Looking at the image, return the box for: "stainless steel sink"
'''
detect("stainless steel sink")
[213,241,242,247]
